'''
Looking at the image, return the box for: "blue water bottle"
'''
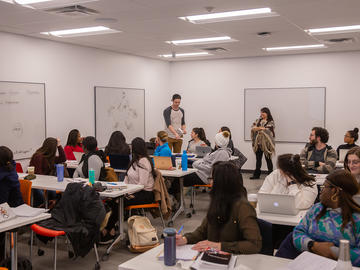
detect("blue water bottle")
[89,168,95,185]
[181,150,188,171]
[163,228,176,266]
[56,164,64,182]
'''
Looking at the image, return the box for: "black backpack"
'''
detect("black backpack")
[79,151,107,181]
[0,256,32,270]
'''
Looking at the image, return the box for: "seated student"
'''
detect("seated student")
[101,137,155,244]
[186,127,207,153]
[300,127,337,174]
[73,136,105,181]
[104,130,130,157]
[64,129,83,160]
[30,137,66,206]
[344,146,360,184]
[154,131,172,157]
[337,128,359,158]
[292,170,360,266]
[0,146,24,262]
[218,126,234,154]
[259,154,317,210]
[176,162,262,253]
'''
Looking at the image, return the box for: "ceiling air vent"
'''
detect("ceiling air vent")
[323,37,355,44]
[45,5,99,17]
[202,47,228,52]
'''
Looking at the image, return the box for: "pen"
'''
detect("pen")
[177,225,184,235]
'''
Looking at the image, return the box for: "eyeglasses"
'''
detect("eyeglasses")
[347,160,360,165]
[344,134,351,138]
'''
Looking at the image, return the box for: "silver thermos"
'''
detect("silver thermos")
[335,239,352,270]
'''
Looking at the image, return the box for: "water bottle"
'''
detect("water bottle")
[335,239,352,270]
[163,228,176,266]
[89,168,95,185]
[181,150,188,171]
[56,164,64,182]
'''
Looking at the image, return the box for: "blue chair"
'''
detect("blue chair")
[108,154,130,170]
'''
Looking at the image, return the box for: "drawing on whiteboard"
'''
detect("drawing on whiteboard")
[12,122,23,138]
[107,91,138,132]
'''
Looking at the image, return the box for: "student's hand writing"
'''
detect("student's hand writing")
[312,242,336,259]
[176,234,187,246]
[192,240,221,252]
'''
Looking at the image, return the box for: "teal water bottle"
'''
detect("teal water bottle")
[181,150,188,171]
[89,168,95,184]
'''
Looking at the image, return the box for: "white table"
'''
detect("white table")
[18,173,143,259]
[65,161,126,173]
[312,173,328,186]
[256,208,307,226]
[159,169,198,226]
[118,244,293,270]
[0,212,51,270]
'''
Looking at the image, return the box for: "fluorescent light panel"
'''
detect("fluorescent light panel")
[14,0,52,4]
[263,44,326,51]
[41,26,119,37]
[179,7,277,24]
[306,25,360,35]
[159,52,210,58]
[167,36,234,46]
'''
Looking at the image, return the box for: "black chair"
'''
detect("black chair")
[257,218,274,256]
[108,154,130,170]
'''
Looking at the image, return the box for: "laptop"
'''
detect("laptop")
[353,195,360,205]
[108,154,131,170]
[195,146,212,158]
[73,152,84,163]
[339,149,349,162]
[153,156,174,170]
[257,193,300,215]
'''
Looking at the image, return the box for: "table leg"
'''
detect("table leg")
[105,196,124,257]
[44,190,48,209]
[170,177,185,223]
[10,231,18,270]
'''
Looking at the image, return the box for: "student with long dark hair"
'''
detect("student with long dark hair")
[344,146,360,184]
[259,154,317,209]
[337,128,359,158]
[291,170,360,266]
[176,162,261,253]
[64,129,83,160]
[30,137,66,206]
[187,127,208,153]
[250,107,275,179]
[104,130,130,156]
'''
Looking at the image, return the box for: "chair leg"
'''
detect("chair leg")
[30,230,33,263]
[158,205,166,229]
[54,236,57,270]
[94,243,100,263]
[141,208,145,216]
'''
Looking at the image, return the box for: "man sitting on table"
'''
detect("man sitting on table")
[300,127,337,174]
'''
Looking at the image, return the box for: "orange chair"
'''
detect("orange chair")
[15,163,23,173]
[19,179,32,206]
[30,224,100,270]
[190,184,212,214]
[125,202,165,229]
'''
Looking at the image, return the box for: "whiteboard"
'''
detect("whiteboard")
[244,87,326,143]
[0,81,46,159]
[95,86,145,148]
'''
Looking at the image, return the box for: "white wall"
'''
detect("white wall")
[169,51,360,170]
[0,31,170,167]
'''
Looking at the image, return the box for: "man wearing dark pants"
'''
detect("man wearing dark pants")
[163,94,187,153]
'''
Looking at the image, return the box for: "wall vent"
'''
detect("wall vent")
[45,5,99,17]
[202,47,228,52]
[323,37,355,44]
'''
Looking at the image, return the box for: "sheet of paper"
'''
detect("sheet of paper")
[12,204,47,217]
[287,251,336,270]
[158,245,198,261]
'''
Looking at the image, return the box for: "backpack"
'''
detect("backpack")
[127,215,159,253]
[231,147,248,170]
[80,152,107,181]
[0,256,32,269]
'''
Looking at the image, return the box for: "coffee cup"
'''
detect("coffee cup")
[27,166,35,175]
[248,193,258,209]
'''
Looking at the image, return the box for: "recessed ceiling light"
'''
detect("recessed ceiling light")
[166,36,235,46]
[179,8,277,24]
[159,52,211,58]
[306,25,360,35]
[263,44,326,51]
[41,26,120,37]
[14,0,52,4]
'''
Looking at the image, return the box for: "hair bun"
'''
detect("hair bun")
[354,128,359,134]
[222,131,230,138]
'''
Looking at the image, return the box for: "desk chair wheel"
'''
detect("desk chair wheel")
[167,221,174,227]
[95,262,101,270]
[101,253,109,261]
[68,250,74,259]
[186,213,192,218]
[189,203,194,209]
[37,249,45,256]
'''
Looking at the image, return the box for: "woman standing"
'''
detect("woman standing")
[250,107,275,179]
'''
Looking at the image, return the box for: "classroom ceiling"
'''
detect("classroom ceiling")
[1,0,360,61]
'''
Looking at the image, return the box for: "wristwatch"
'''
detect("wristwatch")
[308,240,315,252]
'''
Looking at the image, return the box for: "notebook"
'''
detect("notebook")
[153,156,174,170]
[195,146,212,158]
[257,193,300,215]
[190,250,237,270]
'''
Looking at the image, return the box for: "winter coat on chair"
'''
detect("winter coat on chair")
[36,182,106,257]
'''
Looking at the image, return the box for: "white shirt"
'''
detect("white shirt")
[124,157,154,192]
[258,169,318,210]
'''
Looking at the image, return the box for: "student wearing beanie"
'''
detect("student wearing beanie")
[154,131,172,157]
[337,128,359,159]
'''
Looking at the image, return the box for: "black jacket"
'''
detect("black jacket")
[37,182,105,257]
[0,161,23,207]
